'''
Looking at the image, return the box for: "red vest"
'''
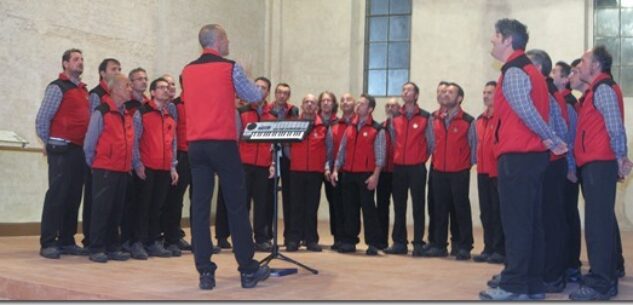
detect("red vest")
[476,111,497,176]
[382,119,395,173]
[574,73,624,167]
[492,50,550,158]
[238,103,273,167]
[431,108,474,172]
[49,73,90,145]
[547,77,570,162]
[330,115,354,165]
[342,115,382,173]
[263,102,300,120]
[138,100,176,171]
[392,105,431,165]
[290,115,327,173]
[92,96,134,172]
[89,80,109,106]
[181,48,237,141]
[172,97,188,151]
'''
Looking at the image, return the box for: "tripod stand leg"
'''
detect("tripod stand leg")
[278,253,319,274]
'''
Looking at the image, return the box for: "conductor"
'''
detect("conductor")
[181,24,270,290]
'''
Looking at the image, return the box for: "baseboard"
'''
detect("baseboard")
[0,218,191,237]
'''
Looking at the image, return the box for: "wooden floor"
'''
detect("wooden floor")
[0,223,631,301]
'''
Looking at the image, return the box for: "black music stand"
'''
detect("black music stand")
[259,143,318,276]
[241,121,318,276]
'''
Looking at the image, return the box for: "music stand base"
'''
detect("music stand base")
[270,268,298,277]
[260,251,319,275]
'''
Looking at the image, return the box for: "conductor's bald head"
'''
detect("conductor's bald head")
[199,24,229,56]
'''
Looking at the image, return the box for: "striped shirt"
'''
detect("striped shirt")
[594,84,627,159]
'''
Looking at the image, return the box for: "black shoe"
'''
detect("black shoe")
[383,243,408,255]
[199,271,215,290]
[40,247,61,259]
[449,247,458,257]
[366,245,379,256]
[411,244,427,257]
[211,245,221,254]
[337,243,356,253]
[306,243,322,252]
[166,244,182,257]
[330,241,342,251]
[217,238,232,249]
[616,267,625,278]
[241,265,271,288]
[486,252,505,264]
[569,285,612,301]
[422,246,448,257]
[255,241,273,252]
[130,242,149,260]
[472,252,491,263]
[177,238,193,251]
[89,252,108,263]
[487,273,501,288]
[544,276,566,293]
[286,241,299,252]
[146,241,172,257]
[107,250,131,261]
[565,267,582,283]
[59,244,89,256]
[455,249,471,261]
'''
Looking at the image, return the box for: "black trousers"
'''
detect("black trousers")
[280,155,292,243]
[477,173,504,255]
[324,176,345,244]
[287,171,322,244]
[391,164,427,246]
[376,171,392,248]
[497,152,549,295]
[81,163,92,247]
[136,168,171,245]
[189,140,258,274]
[563,172,581,270]
[40,143,85,248]
[542,158,568,282]
[340,172,382,247]
[120,172,140,244]
[580,160,619,294]
[430,169,473,251]
[427,168,460,248]
[215,185,230,240]
[89,169,127,253]
[162,150,192,245]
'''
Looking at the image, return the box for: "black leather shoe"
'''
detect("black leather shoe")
[59,244,89,256]
[337,243,356,253]
[306,243,322,252]
[486,252,505,264]
[177,238,193,251]
[89,252,108,263]
[130,242,149,260]
[566,267,582,283]
[286,241,299,252]
[241,265,271,288]
[166,244,182,257]
[107,250,131,261]
[212,245,221,254]
[616,266,625,278]
[330,241,342,250]
[411,244,426,257]
[544,276,566,293]
[40,247,61,259]
[366,245,379,256]
[569,285,612,301]
[255,241,273,252]
[383,243,408,255]
[146,241,172,257]
[487,273,501,288]
[455,249,471,261]
[217,238,232,249]
[472,252,491,263]
[422,246,448,257]
[199,271,215,290]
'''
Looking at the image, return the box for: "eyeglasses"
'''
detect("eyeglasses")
[133,77,148,81]
[155,85,170,90]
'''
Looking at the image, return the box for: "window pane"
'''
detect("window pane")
[612,65,621,82]
[368,70,387,96]
[595,9,620,37]
[369,0,389,15]
[369,17,389,42]
[595,37,621,66]
[389,0,411,14]
[620,67,633,96]
[387,69,408,96]
[368,43,388,69]
[622,8,633,35]
[621,0,633,6]
[596,0,619,7]
[389,16,410,41]
[388,42,410,68]
[622,38,633,65]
